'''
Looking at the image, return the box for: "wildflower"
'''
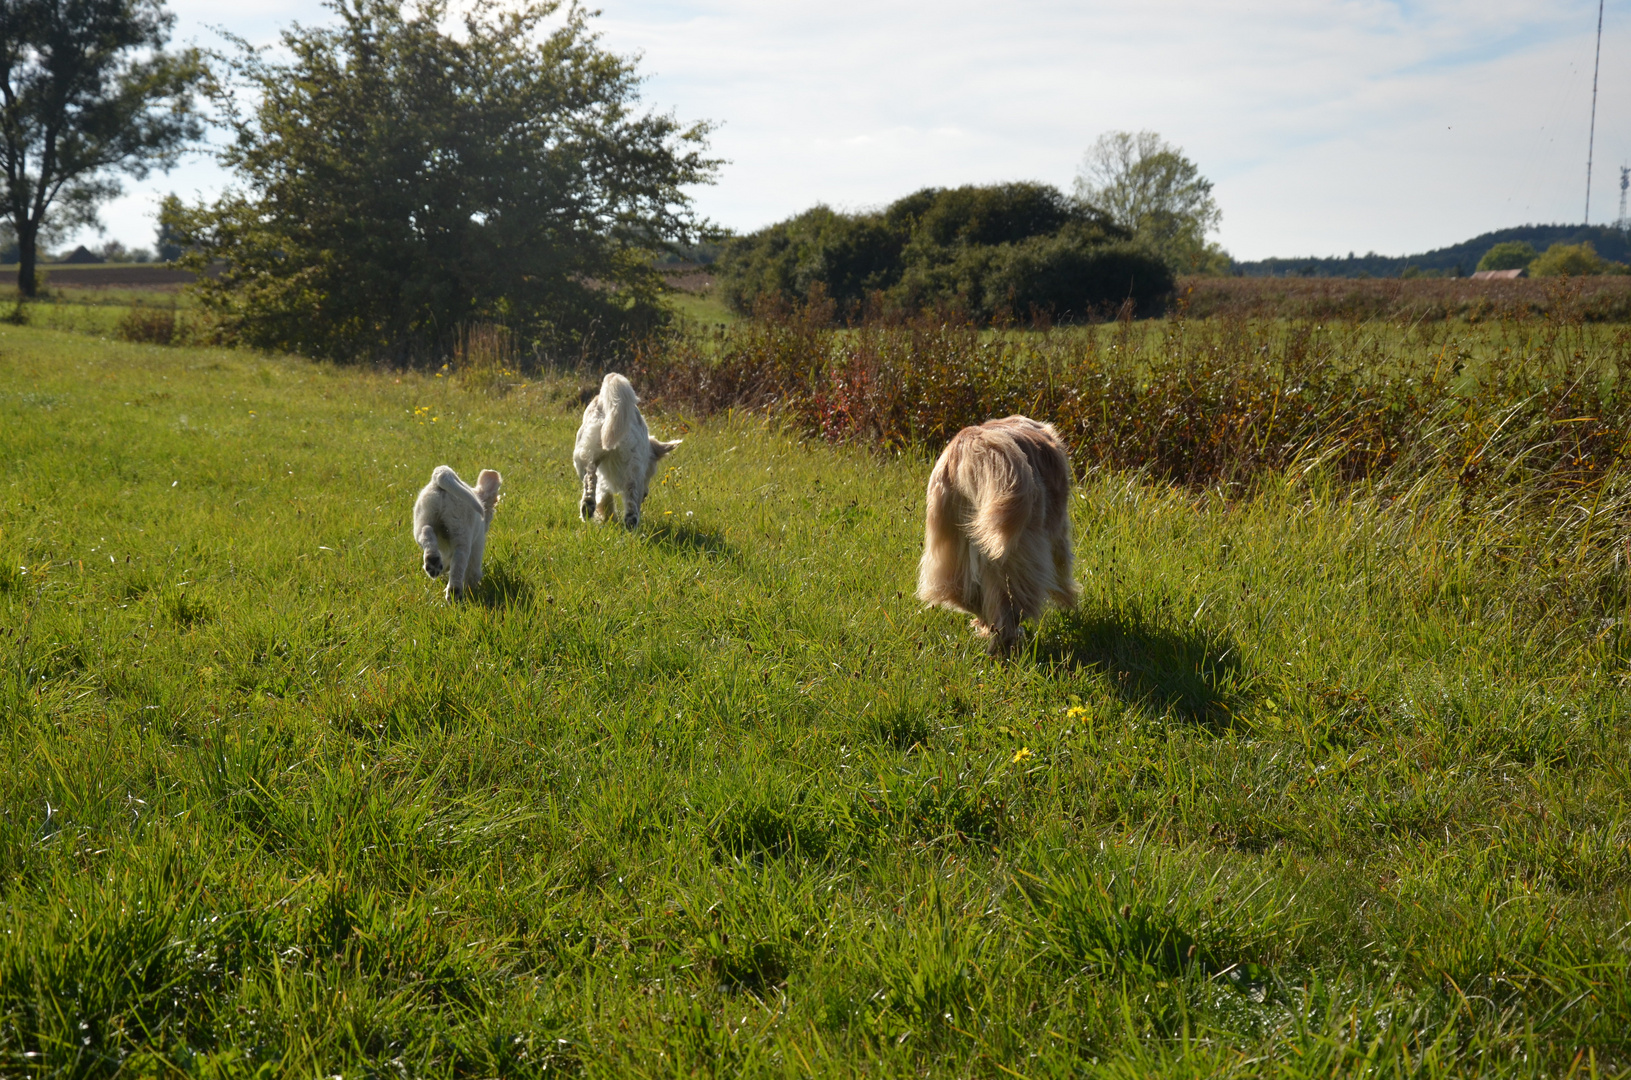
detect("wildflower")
[1065,705,1089,721]
[1011,747,1033,765]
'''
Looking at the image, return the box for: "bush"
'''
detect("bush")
[1477,241,1537,272]
[715,184,1173,323]
[1528,241,1622,277]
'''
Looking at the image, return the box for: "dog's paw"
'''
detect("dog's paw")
[423,554,444,578]
[579,499,595,522]
[624,512,640,529]
[986,626,1024,658]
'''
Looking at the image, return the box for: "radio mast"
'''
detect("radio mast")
[1620,166,1630,231]
[1587,0,1606,223]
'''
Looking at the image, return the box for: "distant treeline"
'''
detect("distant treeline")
[1237,224,1631,278]
[715,183,1174,322]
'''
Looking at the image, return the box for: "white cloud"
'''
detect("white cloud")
[78,0,1627,261]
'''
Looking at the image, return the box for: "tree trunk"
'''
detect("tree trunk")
[16,221,38,298]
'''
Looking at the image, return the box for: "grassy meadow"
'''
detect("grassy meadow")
[3,316,1631,1076]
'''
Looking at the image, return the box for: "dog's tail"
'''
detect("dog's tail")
[430,465,464,496]
[916,454,966,608]
[474,469,502,523]
[598,373,640,451]
[958,431,1038,563]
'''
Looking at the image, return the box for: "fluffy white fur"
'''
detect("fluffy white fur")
[573,372,681,528]
[412,465,502,600]
[916,415,1079,656]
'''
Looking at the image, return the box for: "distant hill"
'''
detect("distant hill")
[1236,224,1631,278]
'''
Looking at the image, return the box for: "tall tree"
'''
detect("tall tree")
[0,0,206,296]
[172,0,718,364]
[1074,131,1227,274]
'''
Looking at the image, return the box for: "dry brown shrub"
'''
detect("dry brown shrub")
[630,302,1631,498]
[454,323,523,395]
[116,305,178,345]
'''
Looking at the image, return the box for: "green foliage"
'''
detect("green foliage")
[715,183,1173,322]
[0,0,206,296]
[4,323,1631,1073]
[1476,240,1536,272]
[1074,130,1229,275]
[172,0,716,365]
[1529,240,1626,277]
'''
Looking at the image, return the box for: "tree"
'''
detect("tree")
[173,0,718,364]
[0,0,206,296]
[1073,131,1228,274]
[153,190,181,260]
[1477,241,1535,272]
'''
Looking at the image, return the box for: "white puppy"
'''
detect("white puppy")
[412,465,502,600]
[573,373,680,528]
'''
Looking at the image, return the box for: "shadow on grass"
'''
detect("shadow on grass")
[1032,605,1246,729]
[642,518,739,561]
[472,559,535,609]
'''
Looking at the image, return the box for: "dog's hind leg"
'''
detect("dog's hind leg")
[595,486,616,523]
[445,543,473,601]
[579,466,597,522]
[465,527,488,589]
[417,524,444,579]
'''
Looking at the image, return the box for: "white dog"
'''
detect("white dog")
[412,465,502,600]
[573,373,680,528]
[917,415,1079,656]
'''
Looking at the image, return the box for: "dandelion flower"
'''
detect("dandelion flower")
[1011,747,1033,764]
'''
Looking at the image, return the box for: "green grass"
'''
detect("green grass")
[664,286,738,327]
[3,326,1631,1076]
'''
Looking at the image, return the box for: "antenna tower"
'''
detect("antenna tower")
[1621,166,1630,231]
[1587,0,1606,223]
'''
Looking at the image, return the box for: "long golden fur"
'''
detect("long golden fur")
[916,415,1079,655]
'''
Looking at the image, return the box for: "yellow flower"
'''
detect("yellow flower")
[1065,705,1089,721]
[1011,747,1033,764]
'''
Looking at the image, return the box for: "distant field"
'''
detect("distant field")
[1178,273,1631,322]
[3,324,1631,1075]
[1,263,194,291]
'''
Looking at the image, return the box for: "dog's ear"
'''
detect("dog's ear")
[650,437,681,459]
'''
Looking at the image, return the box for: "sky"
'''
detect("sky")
[78,0,1631,262]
